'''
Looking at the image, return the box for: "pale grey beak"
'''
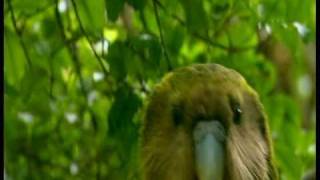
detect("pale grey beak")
[193,120,226,180]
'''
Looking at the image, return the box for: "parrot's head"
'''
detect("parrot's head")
[140,64,277,180]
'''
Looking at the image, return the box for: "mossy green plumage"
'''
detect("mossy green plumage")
[140,63,278,180]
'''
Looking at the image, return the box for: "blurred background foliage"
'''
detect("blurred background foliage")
[4,0,316,179]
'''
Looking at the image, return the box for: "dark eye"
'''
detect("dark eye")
[233,105,242,124]
[228,95,242,124]
[172,104,184,126]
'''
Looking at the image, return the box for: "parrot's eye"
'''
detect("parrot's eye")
[172,104,184,126]
[228,95,242,124]
[233,105,242,124]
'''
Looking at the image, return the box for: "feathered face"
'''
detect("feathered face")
[141,64,277,180]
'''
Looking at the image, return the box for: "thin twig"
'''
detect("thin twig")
[54,0,86,95]
[152,0,172,71]
[154,0,185,26]
[139,10,151,33]
[69,0,109,76]
[55,0,99,132]
[154,0,256,52]
[48,54,55,99]
[22,2,55,19]
[7,0,32,69]
[50,33,83,56]
[54,5,80,89]
[101,32,105,57]
[125,42,150,94]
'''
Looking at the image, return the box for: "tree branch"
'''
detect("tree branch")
[7,0,33,69]
[22,2,55,20]
[69,0,109,76]
[152,0,172,71]
[55,0,98,131]
[125,42,150,94]
[154,0,256,53]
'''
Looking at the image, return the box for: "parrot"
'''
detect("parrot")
[140,63,278,180]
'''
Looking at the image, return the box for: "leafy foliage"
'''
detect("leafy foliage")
[4,0,315,179]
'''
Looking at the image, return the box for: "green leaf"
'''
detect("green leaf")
[76,0,105,34]
[127,0,147,11]
[128,34,162,77]
[4,80,19,96]
[166,26,185,55]
[226,21,258,47]
[20,66,51,116]
[179,0,208,34]
[4,28,26,86]
[107,85,142,137]
[40,18,64,53]
[106,41,130,81]
[11,0,50,15]
[105,0,125,22]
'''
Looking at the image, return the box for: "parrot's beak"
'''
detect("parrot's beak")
[193,120,226,180]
